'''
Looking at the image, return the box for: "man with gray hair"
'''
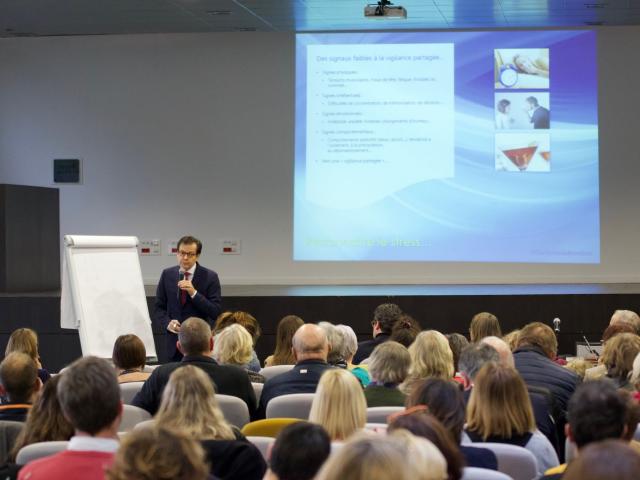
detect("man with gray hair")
[17,357,122,479]
[132,317,255,415]
[354,303,403,364]
[256,324,332,419]
[318,322,345,367]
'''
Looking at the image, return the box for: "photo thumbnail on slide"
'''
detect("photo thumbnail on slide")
[495,133,550,172]
[495,48,549,89]
[495,92,550,130]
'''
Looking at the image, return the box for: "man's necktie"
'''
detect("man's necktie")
[180,272,190,305]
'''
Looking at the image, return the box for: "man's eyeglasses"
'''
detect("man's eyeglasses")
[177,251,198,258]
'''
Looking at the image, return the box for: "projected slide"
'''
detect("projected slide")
[294,31,599,263]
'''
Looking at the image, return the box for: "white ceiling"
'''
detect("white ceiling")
[1,0,639,37]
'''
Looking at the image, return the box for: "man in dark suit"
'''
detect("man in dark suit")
[527,96,550,129]
[132,317,255,416]
[256,324,332,419]
[155,235,222,362]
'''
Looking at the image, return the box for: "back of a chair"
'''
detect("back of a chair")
[252,382,264,403]
[635,424,640,441]
[364,422,388,433]
[133,419,155,431]
[461,467,514,480]
[241,418,302,438]
[259,365,295,381]
[217,394,250,428]
[366,406,404,424]
[266,393,315,419]
[474,443,537,480]
[120,381,145,404]
[246,436,274,460]
[143,365,159,373]
[16,441,69,465]
[0,420,24,464]
[120,404,152,432]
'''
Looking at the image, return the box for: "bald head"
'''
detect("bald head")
[0,352,40,403]
[292,324,329,363]
[481,336,515,368]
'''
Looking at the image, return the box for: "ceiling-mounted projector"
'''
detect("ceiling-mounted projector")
[364,0,407,19]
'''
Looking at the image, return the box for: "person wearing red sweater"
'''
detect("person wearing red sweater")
[18,356,122,480]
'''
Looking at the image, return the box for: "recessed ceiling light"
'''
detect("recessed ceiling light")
[207,10,232,16]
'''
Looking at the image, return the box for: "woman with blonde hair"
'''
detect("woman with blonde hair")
[315,433,442,480]
[469,312,502,343]
[154,365,266,479]
[309,369,366,441]
[155,365,237,440]
[264,315,304,367]
[213,324,265,383]
[106,426,209,480]
[214,311,262,372]
[5,328,50,383]
[600,332,640,390]
[401,330,454,395]
[465,362,558,475]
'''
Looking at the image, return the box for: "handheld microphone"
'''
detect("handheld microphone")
[583,335,600,359]
[553,317,561,333]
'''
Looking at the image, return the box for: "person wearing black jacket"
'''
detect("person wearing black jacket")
[256,324,332,419]
[353,303,402,365]
[132,317,255,416]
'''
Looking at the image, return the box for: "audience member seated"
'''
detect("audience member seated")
[353,303,403,364]
[584,322,636,381]
[17,357,122,480]
[4,328,50,384]
[336,325,370,386]
[7,375,74,463]
[111,334,150,384]
[132,317,255,415]
[388,429,448,480]
[154,365,266,480]
[388,410,463,480]
[599,333,640,390]
[629,351,640,394]
[214,311,262,372]
[318,322,346,368]
[405,378,498,470]
[445,333,469,377]
[0,353,40,422]
[389,314,421,348]
[264,422,331,480]
[401,331,454,396]
[264,315,304,367]
[257,324,332,419]
[213,324,266,383]
[609,309,640,334]
[513,322,579,432]
[562,440,640,480]
[364,341,410,407]
[502,329,520,350]
[469,312,502,343]
[540,380,628,479]
[465,362,559,475]
[315,433,442,480]
[309,369,366,441]
[106,426,211,480]
[460,340,559,453]
[563,358,589,381]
